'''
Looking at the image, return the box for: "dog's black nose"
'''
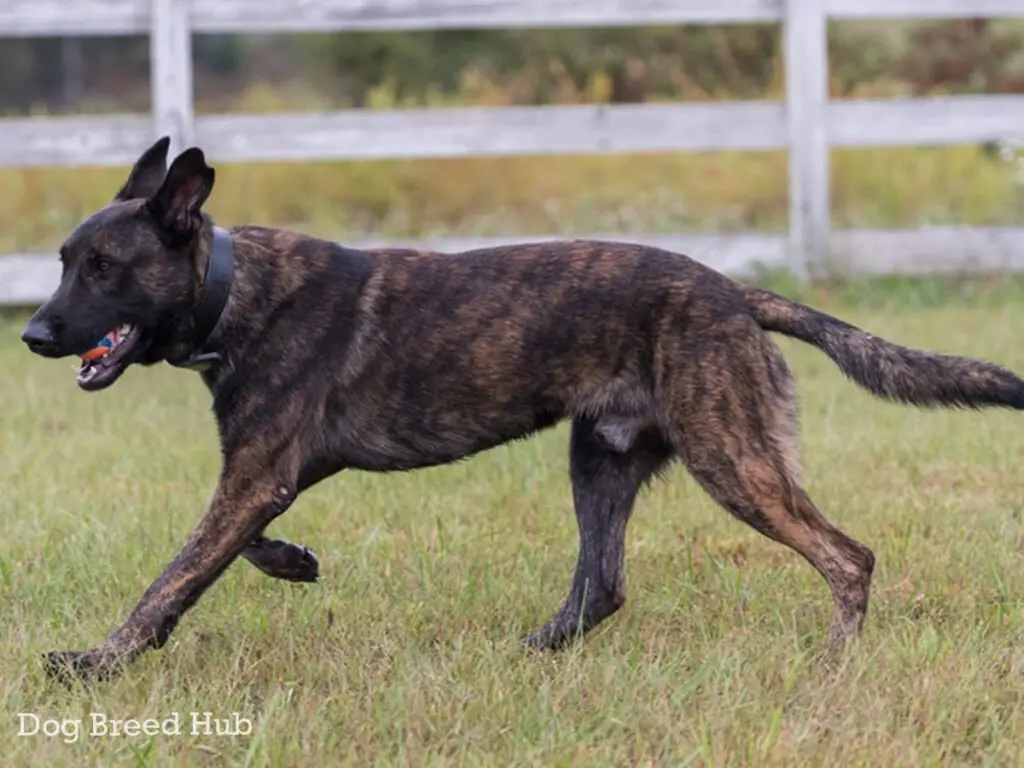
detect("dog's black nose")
[21,319,60,356]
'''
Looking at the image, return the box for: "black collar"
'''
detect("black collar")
[170,226,235,371]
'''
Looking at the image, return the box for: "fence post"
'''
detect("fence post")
[150,0,194,158]
[784,0,830,281]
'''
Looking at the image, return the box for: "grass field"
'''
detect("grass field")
[3,277,1024,766]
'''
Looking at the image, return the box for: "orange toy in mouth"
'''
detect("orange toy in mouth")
[80,329,118,362]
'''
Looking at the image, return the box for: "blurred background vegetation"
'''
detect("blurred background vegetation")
[4,18,1024,256]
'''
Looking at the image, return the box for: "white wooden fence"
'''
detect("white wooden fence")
[4,0,1024,305]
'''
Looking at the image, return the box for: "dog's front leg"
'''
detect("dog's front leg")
[44,460,298,684]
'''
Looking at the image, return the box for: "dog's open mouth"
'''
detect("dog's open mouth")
[77,324,145,391]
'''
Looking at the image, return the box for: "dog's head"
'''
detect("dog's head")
[21,137,218,392]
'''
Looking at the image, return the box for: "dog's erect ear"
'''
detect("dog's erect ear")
[113,136,171,203]
[146,147,215,237]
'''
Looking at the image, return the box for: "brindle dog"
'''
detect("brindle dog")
[22,137,1024,682]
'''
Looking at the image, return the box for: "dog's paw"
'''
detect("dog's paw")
[520,633,554,653]
[520,624,576,653]
[287,546,320,583]
[244,539,320,583]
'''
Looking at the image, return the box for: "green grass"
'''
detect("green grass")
[4,279,1024,766]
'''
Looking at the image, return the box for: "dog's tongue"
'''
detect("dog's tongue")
[80,329,117,362]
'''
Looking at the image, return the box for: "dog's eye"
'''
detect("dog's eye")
[93,256,112,275]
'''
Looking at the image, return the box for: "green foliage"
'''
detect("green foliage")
[295,24,783,107]
[6,20,1024,111]
[897,19,1024,95]
[193,35,246,78]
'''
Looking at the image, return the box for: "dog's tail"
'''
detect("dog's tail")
[742,285,1024,410]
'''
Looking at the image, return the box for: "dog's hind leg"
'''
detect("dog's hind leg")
[523,416,672,651]
[241,532,319,583]
[667,318,875,651]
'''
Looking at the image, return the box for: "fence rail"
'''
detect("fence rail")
[4,0,1024,304]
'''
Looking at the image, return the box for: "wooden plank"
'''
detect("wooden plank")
[0,103,784,168]
[784,0,830,281]
[5,93,1024,168]
[0,233,788,306]
[0,0,782,36]
[827,0,1024,19]
[0,255,62,308]
[188,0,783,33]
[0,114,152,167]
[6,0,1017,38]
[196,102,787,162]
[8,0,1017,38]
[829,94,1024,148]
[0,0,146,36]
[10,92,1024,168]
[150,0,194,156]
[830,227,1024,275]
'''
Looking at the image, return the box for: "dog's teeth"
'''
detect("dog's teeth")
[119,324,131,336]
